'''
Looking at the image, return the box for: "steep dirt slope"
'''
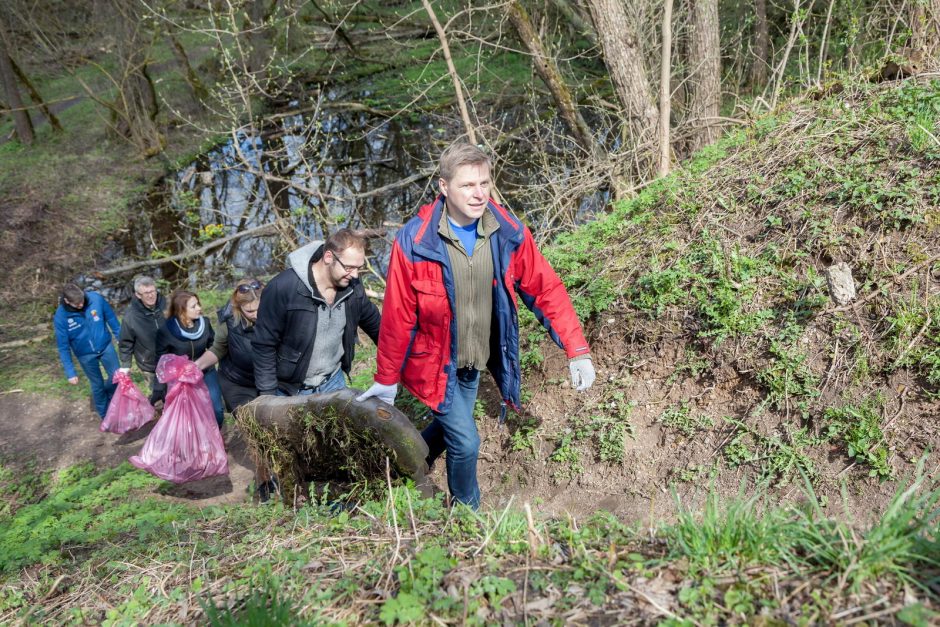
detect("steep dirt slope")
[472,77,940,520]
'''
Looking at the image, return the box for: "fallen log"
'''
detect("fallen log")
[235,388,431,506]
[95,222,279,278]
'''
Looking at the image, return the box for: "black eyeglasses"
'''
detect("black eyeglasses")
[236,280,264,294]
[333,256,367,274]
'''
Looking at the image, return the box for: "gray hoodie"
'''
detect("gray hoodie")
[287,240,353,387]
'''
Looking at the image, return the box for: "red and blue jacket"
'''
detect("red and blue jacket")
[375,195,590,413]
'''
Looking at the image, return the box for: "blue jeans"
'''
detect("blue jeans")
[277,368,347,397]
[77,344,120,418]
[422,368,481,509]
[203,368,225,427]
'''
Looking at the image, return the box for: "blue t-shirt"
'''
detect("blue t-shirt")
[448,217,479,257]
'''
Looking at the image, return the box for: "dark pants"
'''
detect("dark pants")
[77,344,120,418]
[421,368,481,509]
[219,372,258,412]
[152,367,225,427]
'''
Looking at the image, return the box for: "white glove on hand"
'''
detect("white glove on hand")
[119,368,131,374]
[356,382,398,406]
[569,357,596,392]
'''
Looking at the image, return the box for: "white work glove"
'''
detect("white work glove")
[569,357,596,392]
[356,382,398,406]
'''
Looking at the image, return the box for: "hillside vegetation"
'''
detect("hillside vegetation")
[2,76,939,625]
[504,76,940,500]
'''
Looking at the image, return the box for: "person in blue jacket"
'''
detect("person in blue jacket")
[53,283,122,418]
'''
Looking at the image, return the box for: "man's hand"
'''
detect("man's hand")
[119,368,130,374]
[67,376,79,385]
[356,382,398,406]
[569,357,596,392]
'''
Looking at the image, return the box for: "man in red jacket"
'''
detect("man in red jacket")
[358,141,595,509]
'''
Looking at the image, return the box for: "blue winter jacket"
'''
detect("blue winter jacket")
[53,291,121,379]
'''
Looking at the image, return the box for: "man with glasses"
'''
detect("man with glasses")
[253,229,381,396]
[357,141,595,510]
[117,275,166,404]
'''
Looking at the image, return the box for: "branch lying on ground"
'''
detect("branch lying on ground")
[95,223,279,278]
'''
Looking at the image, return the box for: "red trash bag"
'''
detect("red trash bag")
[100,370,155,434]
[130,354,229,484]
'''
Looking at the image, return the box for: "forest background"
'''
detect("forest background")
[1,0,939,624]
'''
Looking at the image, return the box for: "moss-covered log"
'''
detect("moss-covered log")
[235,389,431,506]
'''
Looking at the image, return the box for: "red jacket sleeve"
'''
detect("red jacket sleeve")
[512,226,590,359]
[375,241,419,384]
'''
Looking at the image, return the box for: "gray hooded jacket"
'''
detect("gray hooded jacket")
[251,240,381,395]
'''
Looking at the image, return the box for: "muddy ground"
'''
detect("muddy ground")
[3,321,936,523]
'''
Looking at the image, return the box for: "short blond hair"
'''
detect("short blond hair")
[439,141,491,182]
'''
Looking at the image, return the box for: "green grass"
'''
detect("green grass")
[1,461,936,624]
[824,395,893,478]
[0,461,190,574]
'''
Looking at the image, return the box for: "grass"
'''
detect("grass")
[0,460,936,624]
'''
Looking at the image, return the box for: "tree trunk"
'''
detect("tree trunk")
[10,57,63,132]
[0,15,33,144]
[112,0,163,156]
[912,0,940,60]
[547,0,598,46]
[507,1,596,155]
[750,0,769,89]
[659,0,674,177]
[244,0,271,81]
[688,0,721,152]
[422,0,476,144]
[584,0,657,155]
[167,31,208,107]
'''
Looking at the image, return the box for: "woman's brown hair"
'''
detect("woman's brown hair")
[166,289,200,326]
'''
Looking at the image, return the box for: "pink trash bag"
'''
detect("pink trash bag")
[130,354,229,484]
[100,370,155,434]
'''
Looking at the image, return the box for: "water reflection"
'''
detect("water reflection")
[121,104,439,289]
[117,102,609,295]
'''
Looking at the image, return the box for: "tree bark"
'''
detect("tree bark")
[750,0,769,89]
[422,0,476,144]
[688,0,721,152]
[10,58,62,132]
[659,0,674,176]
[0,15,33,144]
[244,0,272,82]
[584,0,657,155]
[167,31,208,107]
[547,0,597,46]
[112,0,164,156]
[507,1,595,155]
[97,222,279,278]
[912,0,940,60]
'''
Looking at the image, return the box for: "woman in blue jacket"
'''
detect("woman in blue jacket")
[53,283,122,418]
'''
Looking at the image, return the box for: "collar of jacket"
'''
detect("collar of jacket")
[61,293,89,313]
[413,195,524,263]
[296,254,357,307]
[131,293,165,316]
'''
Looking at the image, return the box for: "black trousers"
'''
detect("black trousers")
[218,372,259,413]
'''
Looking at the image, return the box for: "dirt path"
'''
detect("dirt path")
[0,391,255,504]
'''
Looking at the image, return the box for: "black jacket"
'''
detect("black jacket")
[118,294,166,372]
[218,304,256,388]
[252,241,381,395]
[156,316,215,365]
